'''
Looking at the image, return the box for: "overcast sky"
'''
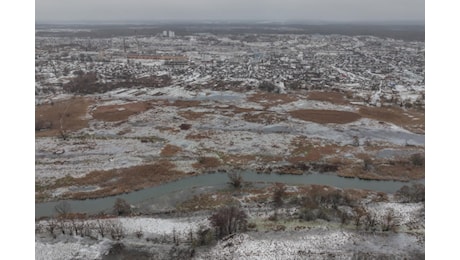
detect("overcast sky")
[35,0,424,23]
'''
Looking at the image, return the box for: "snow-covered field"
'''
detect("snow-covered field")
[196,230,423,260]
[35,197,424,259]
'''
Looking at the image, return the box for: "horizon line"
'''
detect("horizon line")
[35,19,425,26]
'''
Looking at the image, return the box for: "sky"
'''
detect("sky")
[35,0,425,23]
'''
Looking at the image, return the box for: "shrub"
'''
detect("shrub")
[381,209,397,232]
[113,198,132,216]
[317,208,331,222]
[258,81,277,92]
[410,153,424,166]
[227,172,243,189]
[179,123,192,130]
[195,224,215,246]
[109,221,125,240]
[395,183,425,203]
[209,206,248,239]
[272,183,287,208]
[299,208,317,221]
[363,212,378,232]
[363,157,373,171]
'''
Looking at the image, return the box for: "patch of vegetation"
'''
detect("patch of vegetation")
[48,160,186,200]
[227,172,243,189]
[209,206,248,239]
[395,183,425,203]
[409,153,424,166]
[113,198,132,216]
[192,157,222,169]
[177,193,238,212]
[138,136,165,143]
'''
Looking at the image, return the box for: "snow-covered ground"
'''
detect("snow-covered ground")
[195,230,423,259]
[35,238,112,260]
[35,85,424,186]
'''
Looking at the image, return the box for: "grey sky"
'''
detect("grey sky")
[35,0,424,23]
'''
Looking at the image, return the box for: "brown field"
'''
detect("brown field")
[160,144,182,157]
[178,110,208,120]
[290,109,361,124]
[338,159,424,181]
[91,101,151,122]
[307,91,350,105]
[192,157,222,169]
[36,97,94,137]
[50,160,188,200]
[286,143,345,164]
[221,154,257,166]
[358,106,425,134]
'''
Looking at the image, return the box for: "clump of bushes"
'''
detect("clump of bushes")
[113,198,132,216]
[395,183,425,203]
[209,206,248,239]
[410,153,424,166]
[227,172,243,189]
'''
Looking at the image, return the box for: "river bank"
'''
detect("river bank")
[35,183,425,260]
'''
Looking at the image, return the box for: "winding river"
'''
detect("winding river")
[35,171,423,218]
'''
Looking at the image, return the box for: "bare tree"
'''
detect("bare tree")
[364,212,377,232]
[109,221,125,240]
[381,209,397,232]
[46,218,58,238]
[209,206,248,239]
[96,219,108,238]
[57,217,68,235]
[354,207,366,230]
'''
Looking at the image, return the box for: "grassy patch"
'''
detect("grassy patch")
[46,160,187,200]
[160,144,182,157]
[91,101,151,122]
[192,157,222,169]
[177,192,238,212]
[290,109,361,124]
[178,110,208,120]
[358,106,425,134]
[307,91,350,105]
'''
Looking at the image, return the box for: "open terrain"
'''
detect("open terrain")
[35,23,424,259]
